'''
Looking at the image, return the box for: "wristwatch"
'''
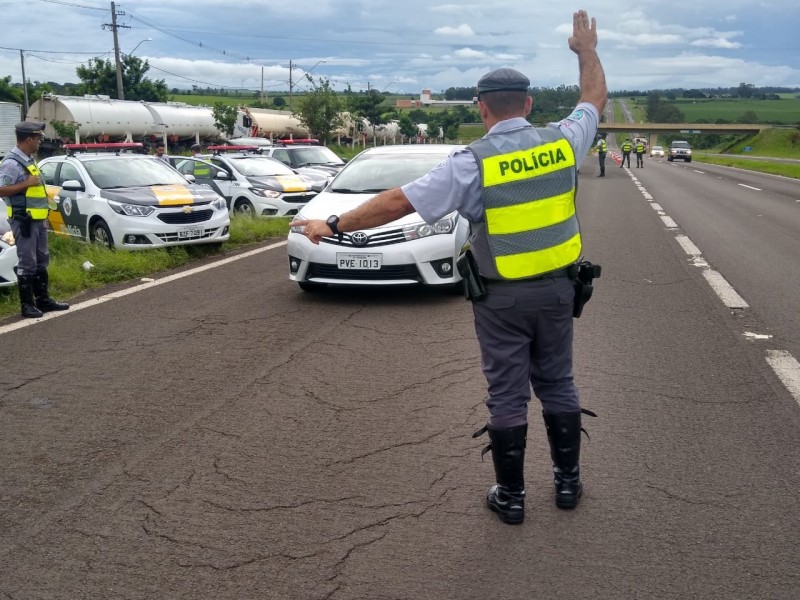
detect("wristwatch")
[326,215,342,239]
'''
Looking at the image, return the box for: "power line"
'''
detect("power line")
[33,0,107,10]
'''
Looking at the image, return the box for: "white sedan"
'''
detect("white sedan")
[650,145,665,158]
[287,145,469,292]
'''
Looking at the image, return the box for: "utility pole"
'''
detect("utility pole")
[103,2,130,100]
[288,60,293,109]
[19,50,29,115]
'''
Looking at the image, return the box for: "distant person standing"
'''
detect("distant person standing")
[620,138,632,168]
[0,121,69,318]
[154,141,169,163]
[596,134,607,176]
[634,139,645,168]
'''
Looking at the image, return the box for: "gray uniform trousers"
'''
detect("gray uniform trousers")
[10,218,50,277]
[472,275,580,429]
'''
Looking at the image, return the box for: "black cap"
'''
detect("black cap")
[15,121,45,135]
[476,68,530,95]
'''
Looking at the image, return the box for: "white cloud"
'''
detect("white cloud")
[434,24,476,37]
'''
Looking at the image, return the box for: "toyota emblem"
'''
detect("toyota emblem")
[350,231,369,246]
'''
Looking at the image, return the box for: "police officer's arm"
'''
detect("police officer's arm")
[568,10,607,115]
[0,173,41,197]
[294,187,415,245]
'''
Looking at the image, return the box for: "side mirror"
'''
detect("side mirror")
[61,179,85,192]
[214,170,231,180]
[184,174,196,183]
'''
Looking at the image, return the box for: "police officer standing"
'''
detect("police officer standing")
[0,121,69,318]
[634,139,645,168]
[295,9,606,525]
[596,134,608,176]
[190,143,211,178]
[619,138,632,168]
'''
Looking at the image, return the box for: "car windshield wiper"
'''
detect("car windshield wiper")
[330,187,387,194]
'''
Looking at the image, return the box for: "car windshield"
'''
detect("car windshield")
[287,147,344,166]
[653,146,663,151]
[83,157,190,189]
[229,157,296,177]
[672,142,690,149]
[330,151,451,193]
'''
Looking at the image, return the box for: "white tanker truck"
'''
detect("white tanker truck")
[25,94,426,152]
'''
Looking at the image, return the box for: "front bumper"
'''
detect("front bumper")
[105,207,230,249]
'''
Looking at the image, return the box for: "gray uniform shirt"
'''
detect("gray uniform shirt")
[402,102,599,224]
[0,146,33,188]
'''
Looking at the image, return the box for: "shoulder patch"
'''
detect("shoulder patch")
[566,109,585,121]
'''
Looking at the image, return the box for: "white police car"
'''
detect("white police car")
[37,143,230,249]
[197,146,319,217]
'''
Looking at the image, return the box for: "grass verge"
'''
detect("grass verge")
[0,215,291,320]
[691,154,800,178]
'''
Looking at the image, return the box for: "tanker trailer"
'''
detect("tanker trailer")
[0,101,23,159]
[232,107,309,140]
[144,102,225,146]
[26,94,154,150]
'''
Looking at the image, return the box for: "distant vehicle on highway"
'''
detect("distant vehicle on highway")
[668,141,693,163]
[650,145,665,158]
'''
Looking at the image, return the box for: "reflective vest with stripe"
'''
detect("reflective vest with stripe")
[468,126,581,281]
[4,155,52,220]
[621,141,632,152]
[193,160,211,177]
[635,142,645,152]
[598,139,607,152]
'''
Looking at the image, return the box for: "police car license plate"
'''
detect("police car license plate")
[337,253,382,270]
[178,227,202,239]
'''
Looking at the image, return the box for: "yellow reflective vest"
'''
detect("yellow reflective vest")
[598,139,607,152]
[469,126,581,280]
[635,142,645,153]
[621,141,632,152]
[4,156,52,220]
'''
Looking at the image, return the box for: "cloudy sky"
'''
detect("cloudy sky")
[0,0,798,97]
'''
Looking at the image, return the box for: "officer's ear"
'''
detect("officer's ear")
[524,95,533,116]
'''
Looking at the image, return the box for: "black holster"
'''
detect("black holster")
[16,212,33,238]
[571,260,602,318]
[456,250,487,302]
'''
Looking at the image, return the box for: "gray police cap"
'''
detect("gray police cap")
[15,121,46,135]
[477,68,530,94]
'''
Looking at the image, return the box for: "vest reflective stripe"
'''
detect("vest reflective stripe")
[635,143,644,152]
[486,189,575,234]
[469,126,581,280]
[621,142,632,151]
[5,158,50,220]
[194,162,211,177]
[599,140,607,152]
[496,232,582,279]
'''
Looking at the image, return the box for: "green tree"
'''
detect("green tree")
[75,56,168,101]
[272,95,286,108]
[344,86,387,125]
[397,113,418,140]
[212,102,238,137]
[293,77,344,144]
[737,110,759,123]
[0,75,23,103]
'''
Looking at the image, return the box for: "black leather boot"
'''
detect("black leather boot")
[33,269,69,312]
[482,424,527,525]
[543,411,583,509]
[18,274,43,319]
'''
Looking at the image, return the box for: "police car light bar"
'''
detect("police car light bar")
[63,142,145,155]
[275,138,320,145]
[207,145,259,151]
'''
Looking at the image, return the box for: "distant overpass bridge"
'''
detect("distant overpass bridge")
[598,123,767,147]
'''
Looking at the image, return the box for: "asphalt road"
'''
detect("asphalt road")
[1,158,799,599]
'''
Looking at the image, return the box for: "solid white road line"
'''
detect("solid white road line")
[675,235,702,256]
[738,183,762,191]
[0,240,288,337]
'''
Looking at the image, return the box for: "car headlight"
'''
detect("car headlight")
[107,200,155,217]
[212,197,227,211]
[686,150,692,155]
[251,187,282,198]
[402,215,456,241]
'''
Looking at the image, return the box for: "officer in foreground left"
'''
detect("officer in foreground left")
[0,121,69,318]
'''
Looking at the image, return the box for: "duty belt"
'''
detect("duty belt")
[483,266,573,285]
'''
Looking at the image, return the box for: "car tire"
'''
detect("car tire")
[233,198,255,216]
[668,157,673,162]
[298,281,327,292]
[686,158,692,163]
[90,219,114,249]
